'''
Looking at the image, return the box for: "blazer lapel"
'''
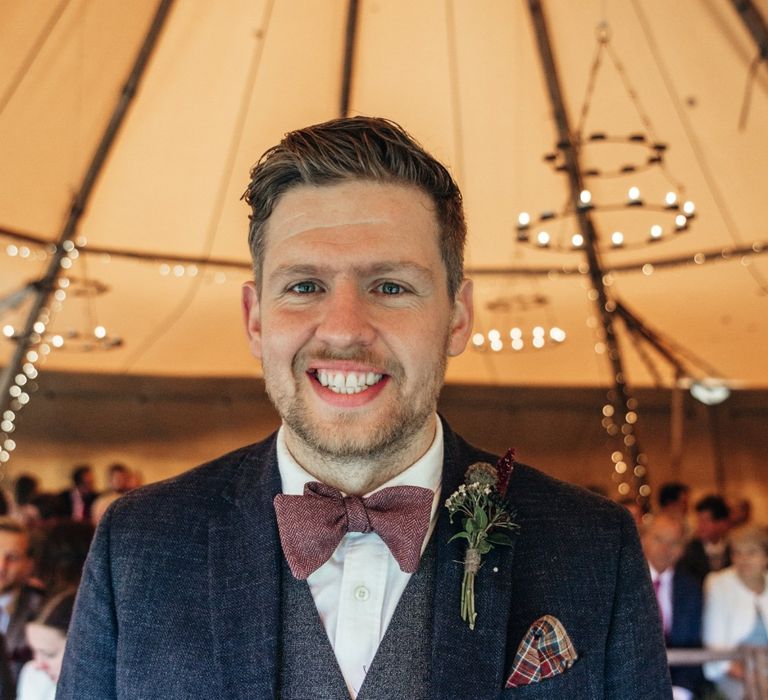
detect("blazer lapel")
[208,437,284,699]
[430,424,519,699]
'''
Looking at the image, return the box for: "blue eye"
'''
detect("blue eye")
[379,282,403,295]
[290,281,319,294]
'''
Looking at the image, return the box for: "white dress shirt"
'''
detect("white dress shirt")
[276,418,443,699]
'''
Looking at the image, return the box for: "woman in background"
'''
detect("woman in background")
[703,524,768,700]
[16,589,77,700]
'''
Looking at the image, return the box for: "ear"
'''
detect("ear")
[241,281,263,360]
[447,278,474,357]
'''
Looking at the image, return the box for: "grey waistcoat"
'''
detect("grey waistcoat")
[279,538,436,699]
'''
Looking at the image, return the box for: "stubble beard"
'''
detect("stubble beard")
[263,340,449,466]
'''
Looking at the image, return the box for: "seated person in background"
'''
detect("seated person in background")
[658,482,690,521]
[10,476,41,526]
[617,496,644,531]
[0,518,43,684]
[33,522,93,597]
[703,524,768,700]
[728,498,752,529]
[678,495,731,584]
[16,589,77,700]
[91,463,133,525]
[55,466,97,522]
[642,513,706,700]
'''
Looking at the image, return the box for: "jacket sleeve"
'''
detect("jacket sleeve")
[603,509,673,699]
[56,507,118,699]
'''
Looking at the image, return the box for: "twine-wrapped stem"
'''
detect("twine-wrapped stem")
[461,547,482,629]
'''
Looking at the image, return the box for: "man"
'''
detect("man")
[0,518,43,684]
[657,482,690,521]
[642,514,706,700]
[59,117,671,698]
[678,495,731,584]
[56,465,97,522]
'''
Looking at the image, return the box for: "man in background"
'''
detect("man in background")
[657,482,690,521]
[642,513,706,700]
[56,465,97,522]
[678,495,731,584]
[91,463,133,525]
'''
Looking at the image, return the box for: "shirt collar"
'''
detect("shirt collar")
[649,564,674,584]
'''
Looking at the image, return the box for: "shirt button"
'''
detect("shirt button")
[354,586,370,601]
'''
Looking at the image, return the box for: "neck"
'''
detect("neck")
[284,415,437,495]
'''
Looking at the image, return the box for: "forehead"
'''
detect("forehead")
[0,530,27,552]
[262,181,441,266]
[26,623,65,649]
[648,519,684,540]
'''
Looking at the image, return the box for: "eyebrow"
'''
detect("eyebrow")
[268,261,435,282]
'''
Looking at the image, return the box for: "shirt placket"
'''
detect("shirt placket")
[334,532,388,697]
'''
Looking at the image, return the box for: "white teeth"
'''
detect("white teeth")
[315,369,383,394]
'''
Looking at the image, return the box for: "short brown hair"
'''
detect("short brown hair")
[242,116,466,297]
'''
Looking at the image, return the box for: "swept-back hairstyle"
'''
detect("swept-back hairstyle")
[242,116,466,297]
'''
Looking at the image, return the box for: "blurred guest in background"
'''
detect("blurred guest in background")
[728,498,752,529]
[657,482,690,521]
[0,518,43,685]
[678,495,731,584]
[91,463,133,525]
[33,521,93,597]
[618,496,644,531]
[55,466,97,522]
[642,514,706,700]
[703,524,768,700]
[16,589,77,700]
[10,476,41,526]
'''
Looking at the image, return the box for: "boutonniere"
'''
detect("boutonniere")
[445,449,519,630]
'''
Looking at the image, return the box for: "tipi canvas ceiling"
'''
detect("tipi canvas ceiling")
[1,0,767,394]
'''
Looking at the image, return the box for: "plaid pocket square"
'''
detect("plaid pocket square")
[505,614,579,688]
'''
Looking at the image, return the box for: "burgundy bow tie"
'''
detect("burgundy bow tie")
[274,482,434,580]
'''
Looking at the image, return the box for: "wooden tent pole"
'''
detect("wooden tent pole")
[0,0,175,421]
[730,0,768,59]
[339,0,360,118]
[526,0,650,504]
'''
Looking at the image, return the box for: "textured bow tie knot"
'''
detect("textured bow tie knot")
[274,481,434,580]
[342,494,373,532]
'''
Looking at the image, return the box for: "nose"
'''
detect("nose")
[314,281,375,349]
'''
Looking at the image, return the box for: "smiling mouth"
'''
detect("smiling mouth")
[310,369,385,395]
